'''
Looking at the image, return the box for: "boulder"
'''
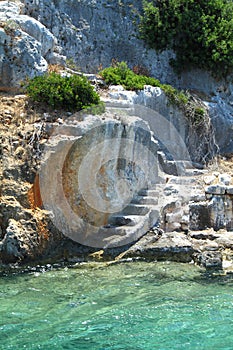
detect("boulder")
[196,250,222,270]
[189,202,211,230]
[13,15,55,56]
[0,219,25,262]
[124,231,194,263]
[0,1,62,86]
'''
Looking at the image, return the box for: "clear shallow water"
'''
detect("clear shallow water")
[1,261,233,350]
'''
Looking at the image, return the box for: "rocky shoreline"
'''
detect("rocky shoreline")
[1,0,233,274]
[1,91,233,274]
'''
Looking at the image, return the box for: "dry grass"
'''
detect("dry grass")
[48,64,64,73]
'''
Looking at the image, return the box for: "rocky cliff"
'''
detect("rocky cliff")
[1,1,233,271]
[1,0,233,155]
[1,89,233,272]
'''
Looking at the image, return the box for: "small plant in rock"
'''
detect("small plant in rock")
[48,64,63,73]
[3,19,19,35]
[25,72,101,111]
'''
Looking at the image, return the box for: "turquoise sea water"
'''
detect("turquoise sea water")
[1,261,233,350]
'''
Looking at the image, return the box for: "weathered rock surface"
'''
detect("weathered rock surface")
[39,111,163,248]
[0,93,231,272]
[122,231,194,263]
[0,1,64,86]
[0,0,232,156]
[1,0,233,271]
[103,85,214,164]
[21,0,176,82]
[18,0,233,156]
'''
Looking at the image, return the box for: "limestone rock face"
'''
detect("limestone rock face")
[19,0,233,156]
[0,1,64,86]
[103,85,213,163]
[1,0,233,154]
[13,15,55,57]
[208,96,233,155]
[21,0,176,82]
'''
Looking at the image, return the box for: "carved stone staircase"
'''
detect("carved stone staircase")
[100,162,206,247]
[101,184,162,246]
[94,100,207,247]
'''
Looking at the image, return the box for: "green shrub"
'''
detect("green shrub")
[25,72,100,111]
[139,0,233,76]
[100,61,156,90]
[100,61,187,107]
[100,61,207,127]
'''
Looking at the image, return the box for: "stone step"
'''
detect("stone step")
[104,99,133,109]
[167,176,198,185]
[138,189,160,196]
[184,168,208,176]
[131,196,158,205]
[101,209,159,235]
[120,204,152,215]
[108,215,142,227]
[98,204,160,248]
[97,161,206,247]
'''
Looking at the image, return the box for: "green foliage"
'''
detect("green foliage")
[100,61,187,107]
[193,107,206,126]
[159,84,188,106]
[139,0,233,76]
[100,62,207,127]
[25,72,100,111]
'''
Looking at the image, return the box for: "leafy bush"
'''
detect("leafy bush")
[100,61,208,128]
[139,0,233,76]
[100,61,187,107]
[25,72,100,111]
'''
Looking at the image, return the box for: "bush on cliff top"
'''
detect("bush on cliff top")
[100,61,188,107]
[26,72,100,111]
[139,0,233,76]
[100,61,207,127]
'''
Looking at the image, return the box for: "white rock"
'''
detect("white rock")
[181,214,189,224]
[109,85,125,91]
[0,1,20,15]
[166,211,182,223]
[14,15,55,56]
[204,175,215,185]
[219,173,232,186]
[166,222,181,232]
[226,186,233,195]
[0,1,57,86]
